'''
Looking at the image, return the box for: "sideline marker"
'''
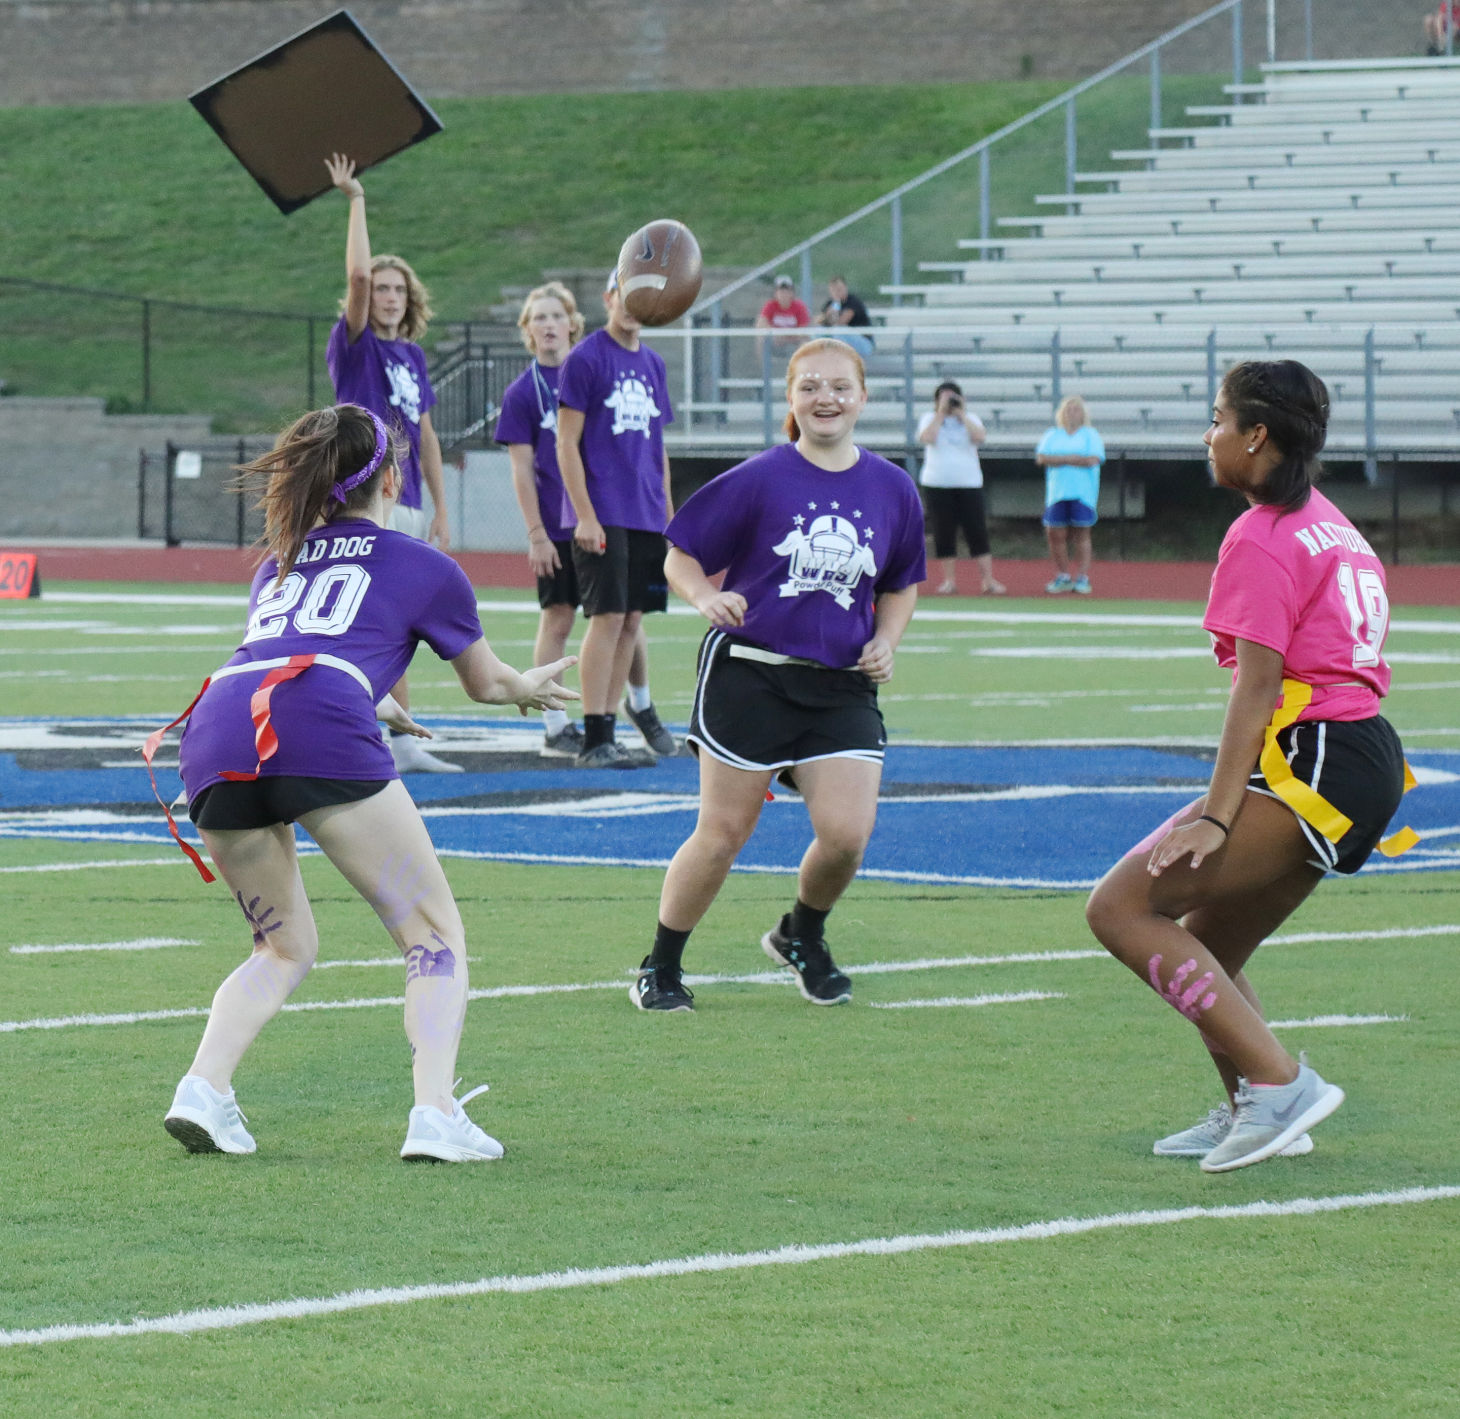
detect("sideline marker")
[0,551,39,599]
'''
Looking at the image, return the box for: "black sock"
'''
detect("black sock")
[583,713,614,751]
[650,922,691,971]
[790,900,830,943]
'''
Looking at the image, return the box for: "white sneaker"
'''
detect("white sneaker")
[1153,1102,1312,1158]
[400,1083,504,1162]
[164,1074,257,1154]
[391,735,464,774]
[1200,1061,1343,1173]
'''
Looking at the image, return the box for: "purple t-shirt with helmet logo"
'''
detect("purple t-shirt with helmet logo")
[493,360,573,543]
[667,443,926,669]
[556,328,674,533]
[326,316,437,511]
[178,521,481,797]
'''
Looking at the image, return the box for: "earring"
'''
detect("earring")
[1246,446,1256,453]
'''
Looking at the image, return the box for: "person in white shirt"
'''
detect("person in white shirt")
[916,381,1005,595]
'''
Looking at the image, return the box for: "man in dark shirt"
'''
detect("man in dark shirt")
[817,275,874,356]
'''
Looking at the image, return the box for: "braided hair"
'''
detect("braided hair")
[1221,360,1329,514]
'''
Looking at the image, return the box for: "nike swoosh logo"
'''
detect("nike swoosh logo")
[1269,1093,1310,1126]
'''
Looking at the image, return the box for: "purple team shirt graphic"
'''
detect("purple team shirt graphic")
[178,521,482,797]
[668,443,926,668]
[326,316,437,510]
[493,360,574,543]
[556,328,674,533]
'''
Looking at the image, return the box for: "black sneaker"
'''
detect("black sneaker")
[630,956,695,1011]
[541,722,586,759]
[761,916,852,1005]
[623,699,678,757]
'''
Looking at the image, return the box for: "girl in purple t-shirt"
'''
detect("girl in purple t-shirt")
[630,339,926,1013]
[1085,360,1412,1173]
[160,404,576,1164]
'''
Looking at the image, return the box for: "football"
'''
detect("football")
[615,219,703,325]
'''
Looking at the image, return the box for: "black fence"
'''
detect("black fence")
[138,439,273,547]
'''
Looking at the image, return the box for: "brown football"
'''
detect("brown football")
[615,219,703,325]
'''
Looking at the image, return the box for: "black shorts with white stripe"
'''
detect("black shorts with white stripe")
[1247,714,1407,875]
[687,629,886,779]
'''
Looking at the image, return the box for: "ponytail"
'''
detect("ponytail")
[235,404,399,582]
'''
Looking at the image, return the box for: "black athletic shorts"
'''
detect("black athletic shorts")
[687,629,885,777]
[537,537,580,610]
[1247,714,1407,875]
[189,776,391,830]
[572,526,669,616]
[924,485,991,559]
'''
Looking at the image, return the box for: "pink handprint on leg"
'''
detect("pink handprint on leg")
[1147,953,1218,1023]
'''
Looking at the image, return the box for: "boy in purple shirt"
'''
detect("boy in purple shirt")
[324,153,455,774]
[630,339,925,1012]
[555,269,677,768]
[159,403,575,1163]
[495,281,676,762]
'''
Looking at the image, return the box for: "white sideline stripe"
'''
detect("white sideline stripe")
[1270,1014,1409,1028]
[9,938,195,955]
[3,932,1450,1035]
[870,991,1066,1010]
[0,857,187,875]
[1269,924,1460,944]
[3,1186,1456,1348]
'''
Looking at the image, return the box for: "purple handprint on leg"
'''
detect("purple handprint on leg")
[236,891,284,949]
[405,932,457,983]
[1147,953,1218,1023]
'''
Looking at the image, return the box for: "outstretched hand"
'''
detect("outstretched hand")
[516,656,581,715]
[325,153,364,199]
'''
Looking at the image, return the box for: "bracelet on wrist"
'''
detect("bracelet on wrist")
[1197,814,1230,836]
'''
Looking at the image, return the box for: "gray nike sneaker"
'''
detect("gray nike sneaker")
[1154,1102,1312,1159]
[1200,1061,1343,1173]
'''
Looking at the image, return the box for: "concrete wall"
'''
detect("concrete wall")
[0,397,212,538]
[1,0,1397,107]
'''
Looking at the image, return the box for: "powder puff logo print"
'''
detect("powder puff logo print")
[773,506,878,609]
[605,374,661,437]
[385,359,424,425]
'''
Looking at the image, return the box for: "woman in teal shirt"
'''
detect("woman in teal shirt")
[1035,395,1105,595]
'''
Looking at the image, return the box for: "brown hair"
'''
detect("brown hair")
[236,405,401,583]
[1220,359,1329,514]
[782,338,867,441]
[337,254,434,343]
[517,281,586,353]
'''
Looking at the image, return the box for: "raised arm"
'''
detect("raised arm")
[326,153,371,341]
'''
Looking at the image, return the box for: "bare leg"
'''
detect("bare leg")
[1046,525,1070,577]
[793,757,883,910]
[300,782,468,1115]
[1070,526,1093,579]
[628,623,650,692]
[1086,790,1323,1087]
[579,611,641,716]
[189,822,318,1093]
[534,602,576,669]
[937,556,957,594]
[975,552,1004,593]
[658,754,773,931]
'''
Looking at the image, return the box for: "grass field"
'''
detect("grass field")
[0,72,1222,428]
[1,584,1458,1415]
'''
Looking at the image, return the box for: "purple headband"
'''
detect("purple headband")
[331,409,389,502]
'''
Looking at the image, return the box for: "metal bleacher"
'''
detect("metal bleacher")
[853,56,1460,459]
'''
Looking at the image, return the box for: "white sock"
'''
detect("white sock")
[543,708,568,736]
[626,683,652,713]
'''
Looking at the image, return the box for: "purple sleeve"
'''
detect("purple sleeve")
[413,557,484,662]
[325,315,365,396]
[874,475,928,593]
[666,469,748,575]
[493,378,534,445]
[556,343,597,413]
[415,348,437,415]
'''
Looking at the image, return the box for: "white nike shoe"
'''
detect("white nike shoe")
[391,735,464,774]
[400,1083,504,1162]
[1200,1061,1343,1173]
[1153,1102,1312,1158]
[164,1074,257,1154]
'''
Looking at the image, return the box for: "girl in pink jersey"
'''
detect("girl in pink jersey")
[1085,360,1410,1173]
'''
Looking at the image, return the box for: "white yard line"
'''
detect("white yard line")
[1269,1014,1409,1028]
[870,991,1066,1010]
[9,938,196,955]
[2,1186,1455,1348]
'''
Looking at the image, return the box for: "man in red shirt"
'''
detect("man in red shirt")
[755,275,812,356]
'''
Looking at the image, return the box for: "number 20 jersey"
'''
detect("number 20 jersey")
[1202,488,1391,723]
[178,519,483,798]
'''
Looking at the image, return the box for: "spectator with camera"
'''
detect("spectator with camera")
[917,381,1004,595]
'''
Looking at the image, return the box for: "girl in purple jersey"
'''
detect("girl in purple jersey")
[1085,360,1412,1173]
[630,339,925,1012]
[161,404,575,1163]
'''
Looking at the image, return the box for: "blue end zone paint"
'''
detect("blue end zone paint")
[1,720,1456,888]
